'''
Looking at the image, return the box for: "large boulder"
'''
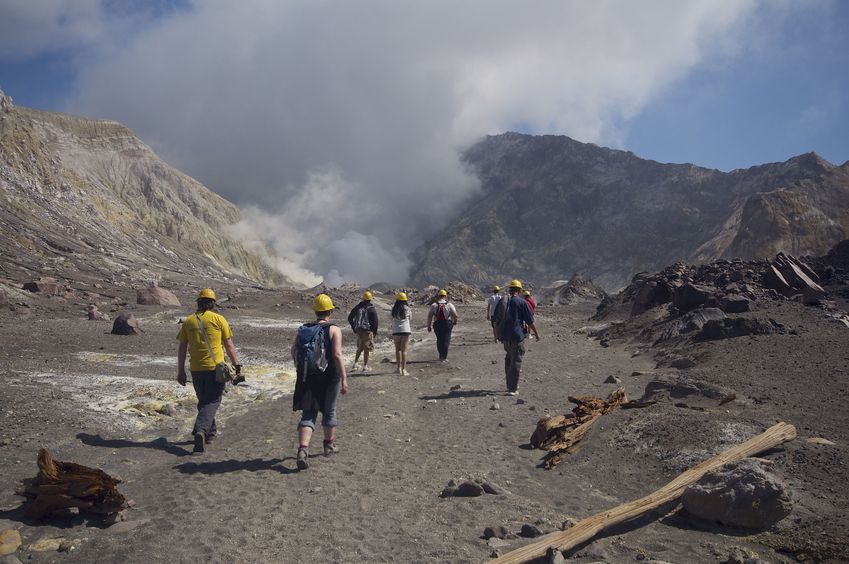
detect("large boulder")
[136,284,181,306]
[111,313,141,335]
[720,295,753,313]
[672,283,716,313]
[87,305,110,321]
[658,307,725,341]
[683,459,793,530]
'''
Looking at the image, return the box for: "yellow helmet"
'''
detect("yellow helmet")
[508,279,523,290]
[197,288,217,301]
[492,285,501,292]
[397,292,408,302]
[313,293,334,312]
[363,290,373,301]
[438,289,448,297]
[523,289,531,297]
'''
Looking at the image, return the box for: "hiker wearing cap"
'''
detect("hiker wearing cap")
[499,280,539,396]
[347,290,379,372]
[486,285,503,343]
[176,288,241,454]
[427,289,459,362]
[391,292,413,375]
[291,294,348,470]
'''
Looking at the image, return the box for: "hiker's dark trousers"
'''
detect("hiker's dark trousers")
[191,370,225,438]
[503,339,526,392]
[434,320,454,360]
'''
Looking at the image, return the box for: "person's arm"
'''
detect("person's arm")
[527,322,540,341]
[450,303,459,323]
[177,341,188,386]
[223,337,239,366]
[290,337,298,363]
[522,305,539,341]
[347,307,356,330]
[329,325,348,394]
[426,305,434,332]
[486,300,492,320]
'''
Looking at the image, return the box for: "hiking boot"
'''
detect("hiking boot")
[351,362,360,371]
[323,442,339,456]
[204,434,215,444]
[296,447,309,470]
[192,433,205,454]
[507,390,518,396]
[361,365,370,373]
[402,369,409,376]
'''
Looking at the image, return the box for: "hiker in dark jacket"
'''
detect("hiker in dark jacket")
[347,291,379,372]
[500,279,539,396]
[291,293,348,470]
[426,289,459,361]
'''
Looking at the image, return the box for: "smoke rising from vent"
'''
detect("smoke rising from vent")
[3,1,791,285]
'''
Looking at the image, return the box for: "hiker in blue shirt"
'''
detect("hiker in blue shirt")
[500,280,539,395]
[291,294,348,470]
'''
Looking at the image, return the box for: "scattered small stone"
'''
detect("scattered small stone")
[380,357,391,363]
[516,398,525,405]
[631,371,644,376]
[487,537,510,549]
[604,375,621,384]
[490,403,500,411]
[483,525,509,540]
[520,523,543,538]
[449,384,462,391]
[490,549,502,558]
[560,518,577,530]
[546,547,567,564]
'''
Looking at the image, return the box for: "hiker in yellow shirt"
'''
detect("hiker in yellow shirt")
[176,288,241,454]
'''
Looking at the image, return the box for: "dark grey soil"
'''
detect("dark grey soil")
[0,289,847,563]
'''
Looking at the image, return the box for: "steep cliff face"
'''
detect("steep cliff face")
[410,133,849,289]
[0,97,284,287]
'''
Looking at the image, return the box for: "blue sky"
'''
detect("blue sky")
[1,1,847,283]
[625,2,849,170]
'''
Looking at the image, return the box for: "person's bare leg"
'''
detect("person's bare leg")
[363,349,370,369]
[395,343,402,373]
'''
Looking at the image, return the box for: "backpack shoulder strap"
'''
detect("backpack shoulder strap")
[196,313,216,359]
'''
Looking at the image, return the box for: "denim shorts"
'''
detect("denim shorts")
[298,379,341,429]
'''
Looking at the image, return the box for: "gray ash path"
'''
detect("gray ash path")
[0,298,841,562]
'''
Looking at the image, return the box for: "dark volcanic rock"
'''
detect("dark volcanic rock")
[698,318,785,341]
[454,481,485,497]
[673,283,717,313]
[720,295,753,313]
[111,313,141,335]
[0,288,8,307]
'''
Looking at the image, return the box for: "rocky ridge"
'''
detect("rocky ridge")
[0,88,285,296]
[410,133,849,289]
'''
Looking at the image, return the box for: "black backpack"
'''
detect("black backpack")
[352,304,371,332]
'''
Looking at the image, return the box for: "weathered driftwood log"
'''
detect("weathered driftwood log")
[531,387,652,468]
[21,449,126,518]
[492,422,797,563]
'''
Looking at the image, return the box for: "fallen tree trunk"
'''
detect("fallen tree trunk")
[492,422,797,563]
[531,387,652,468]
[21,449,126,518]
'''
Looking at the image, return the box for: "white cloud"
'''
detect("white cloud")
[5,0,799,285]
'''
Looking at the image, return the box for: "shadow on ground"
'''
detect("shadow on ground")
[173,457,299,475]
[77,433,192,457]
